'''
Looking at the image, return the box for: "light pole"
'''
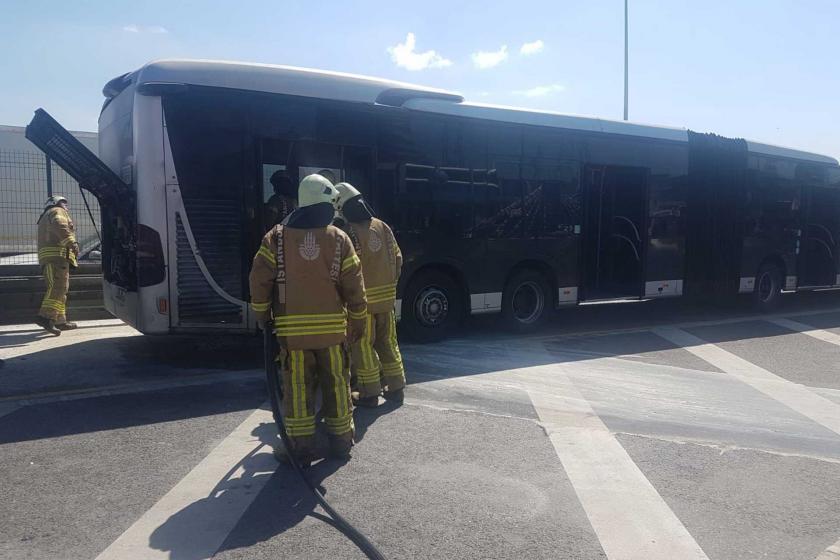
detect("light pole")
[624,0,629,121]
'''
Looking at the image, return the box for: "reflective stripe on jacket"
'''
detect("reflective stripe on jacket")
[249,224,367,350]
[37,206,77,266]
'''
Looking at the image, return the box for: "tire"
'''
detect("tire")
[752,263,782,312]
[401,270,464,342]
[501,270,551,331]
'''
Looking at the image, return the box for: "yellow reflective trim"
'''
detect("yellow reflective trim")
[348,308,367,320]
[368,294,396,304]
[341,254,360,272]
[284,415,316,425]
[250,301,270,312]
[368,290,396,298]
[275,327,347,336]
[329,345,347,419]
[360,313,376,381]
[274,312,346,322]
[257,245,276,266]
[289,350,305,419]
[275,320,346,329]
[59,237,77,247]
[366,283,397,294]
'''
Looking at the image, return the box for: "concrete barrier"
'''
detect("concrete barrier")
[0,263,110,324]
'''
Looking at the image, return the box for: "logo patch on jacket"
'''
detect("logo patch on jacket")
[299,232,320,261]
[367,229,383,252]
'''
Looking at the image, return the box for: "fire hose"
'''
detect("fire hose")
[262,324,386,560]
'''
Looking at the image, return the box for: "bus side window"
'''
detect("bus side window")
[521,161,580,238]
[473,160,523,239]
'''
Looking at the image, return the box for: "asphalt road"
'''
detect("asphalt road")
[3,291,840,559]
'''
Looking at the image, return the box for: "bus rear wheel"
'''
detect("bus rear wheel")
[401,270,464,342]
[752,263,782,312]
[502,270,551,331]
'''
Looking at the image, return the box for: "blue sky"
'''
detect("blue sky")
[2,0,838,159]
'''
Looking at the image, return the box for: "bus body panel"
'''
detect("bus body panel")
[134,94,170,334]
[98,81,139,329]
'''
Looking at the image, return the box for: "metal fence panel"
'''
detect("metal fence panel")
[0,149,101,266]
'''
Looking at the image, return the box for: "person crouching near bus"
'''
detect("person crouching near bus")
[334,182,406,408]
[249,174,368,465]
[35,195,79,336]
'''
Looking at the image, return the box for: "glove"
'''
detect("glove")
[348,317,366,344]
[71,242,80,256]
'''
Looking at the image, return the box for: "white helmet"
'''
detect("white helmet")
[334,182,362,212]
[298,174,337,208]
[44,195,68,211]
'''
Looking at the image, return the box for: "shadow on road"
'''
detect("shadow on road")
[353,399,402,444]
[148,422,348,560]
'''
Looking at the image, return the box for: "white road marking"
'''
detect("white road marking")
[768,317,840,347]
[95,406,277,560]
[817,540,840,560]
[654,326,840,437]
[516,355,709,560]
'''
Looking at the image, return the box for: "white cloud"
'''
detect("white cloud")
[471,45,508,69]
[520,39,544,56]
[387,33,452,71]
[514,84,565,97]
[122,24,168,34]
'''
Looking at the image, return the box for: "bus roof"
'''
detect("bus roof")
[124,59,838,166]
[130,59,463,107]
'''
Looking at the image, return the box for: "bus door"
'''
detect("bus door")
[581,165,648,299]
[798,185,840,287]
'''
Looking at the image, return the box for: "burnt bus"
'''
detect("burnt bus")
[27,59,840,339]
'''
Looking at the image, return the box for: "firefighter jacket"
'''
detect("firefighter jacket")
[343,218,402,315]
[37,206,77,267]
[249,224,367,350]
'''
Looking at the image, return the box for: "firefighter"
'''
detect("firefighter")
[334,182,406,407]
[264,170,297,230]
[35,195,79,335]
[249,174,367,464]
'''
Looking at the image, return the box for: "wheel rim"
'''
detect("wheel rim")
[414,286,449,327]
[757,272,774,302]
[512,281,545,323]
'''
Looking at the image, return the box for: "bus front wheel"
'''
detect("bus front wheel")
[502,270,551,331]
[752,263,782,312]
[401,270,464,342]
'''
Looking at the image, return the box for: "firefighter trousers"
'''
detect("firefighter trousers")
[350,311,406,399]
[280,345,354,457]
[39,261,69,323]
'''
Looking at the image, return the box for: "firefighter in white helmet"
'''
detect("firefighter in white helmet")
[249,174,367,464]
[35,195,79,335]
[334,182,406,407]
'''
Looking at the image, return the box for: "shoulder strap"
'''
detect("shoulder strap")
[380,220,397,279]
[346,222,362,255]
[330,230,343,284]
[273,225,287,308]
